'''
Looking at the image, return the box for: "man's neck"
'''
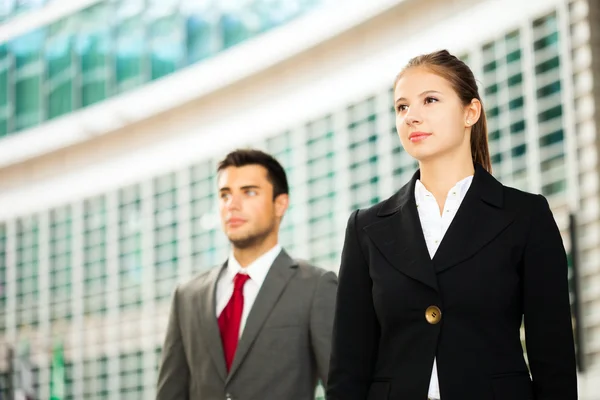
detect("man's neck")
[232,239,279,268]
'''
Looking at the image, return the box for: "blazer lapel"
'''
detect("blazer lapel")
[432,164,516,273]
[364,170,439,292]
[226,250,297,383]
[195,263,228,382]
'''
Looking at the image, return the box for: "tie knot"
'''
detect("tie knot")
[233,273,250,291]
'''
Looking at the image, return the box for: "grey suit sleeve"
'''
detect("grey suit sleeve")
[309,270,338,386]
[156,286,190,400]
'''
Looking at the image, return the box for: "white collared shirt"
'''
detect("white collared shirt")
[415,175,473,400]
[216,244,282,338]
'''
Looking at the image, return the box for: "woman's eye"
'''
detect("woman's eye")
[397,104,408,112]
[425,97,438,104]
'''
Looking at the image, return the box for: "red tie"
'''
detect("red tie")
[218,272,251,372]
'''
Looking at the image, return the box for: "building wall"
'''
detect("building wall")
[0,0,599,398]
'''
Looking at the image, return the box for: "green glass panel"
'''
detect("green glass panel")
[115,16,146,91]
[15,77,41,130]
[48,81,73,119]
[81,81,107,107]
[150,14,183,80]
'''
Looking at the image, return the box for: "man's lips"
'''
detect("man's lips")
[227,218,246,227]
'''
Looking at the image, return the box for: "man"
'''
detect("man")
[157,149,337,400]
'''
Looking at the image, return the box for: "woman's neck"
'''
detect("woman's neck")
[418,156,475,213]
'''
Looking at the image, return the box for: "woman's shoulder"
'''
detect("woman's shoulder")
[348,190,405,227]
[498,181,548,211]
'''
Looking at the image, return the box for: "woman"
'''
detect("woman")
[326,50,577,400]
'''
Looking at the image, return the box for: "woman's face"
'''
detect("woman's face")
[394,67,475,163]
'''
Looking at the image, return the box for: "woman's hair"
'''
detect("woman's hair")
[394,49,492,173]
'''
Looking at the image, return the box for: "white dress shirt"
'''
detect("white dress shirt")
[415,175,473,400]
[216,244,282,338]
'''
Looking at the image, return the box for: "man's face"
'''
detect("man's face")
[218,165,288,249]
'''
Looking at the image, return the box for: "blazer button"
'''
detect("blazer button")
[425,305,442,324]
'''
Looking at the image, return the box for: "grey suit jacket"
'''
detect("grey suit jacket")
[156,250,337,400]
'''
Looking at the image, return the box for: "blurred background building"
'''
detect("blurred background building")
[0,0,599,398]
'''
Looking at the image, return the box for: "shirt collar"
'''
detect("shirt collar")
[225,244,282,287]
[415,175,474,204]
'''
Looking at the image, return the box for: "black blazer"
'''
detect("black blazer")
[326,164,577,400]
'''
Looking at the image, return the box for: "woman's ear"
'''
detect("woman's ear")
[465,98,482,127]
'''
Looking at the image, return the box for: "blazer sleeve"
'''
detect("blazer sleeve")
[309,269,338,386]
[326,210,380,400]
[156,286,190,400]
[523,194,578,400]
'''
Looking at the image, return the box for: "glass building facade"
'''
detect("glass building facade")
[0,5,586,400]
[0,0,323,137]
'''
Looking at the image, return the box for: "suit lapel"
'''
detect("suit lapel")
[364,170,439,292]
[432,164,516,272]
[226,250,297,383]
[363,165,516,289]
[195,263,228,382]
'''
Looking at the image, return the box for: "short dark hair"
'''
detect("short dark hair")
[217,148,289,199]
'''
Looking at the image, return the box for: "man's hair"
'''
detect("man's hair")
[217,148,289,199]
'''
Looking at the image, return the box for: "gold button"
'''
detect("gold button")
[425,305,442,324]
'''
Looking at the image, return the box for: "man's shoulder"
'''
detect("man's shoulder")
[291,256,337,282]
[177,265,222,295]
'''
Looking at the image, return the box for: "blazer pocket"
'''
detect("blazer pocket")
[367,381,390,400]
[491,372,533,400]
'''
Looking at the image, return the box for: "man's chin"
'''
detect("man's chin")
[228,234,256,249]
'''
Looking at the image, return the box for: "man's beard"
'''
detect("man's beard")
[228,223,275,250]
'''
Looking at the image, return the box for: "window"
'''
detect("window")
[220,3,259,49]
[535,56,560,74]
[533,12,566,197]
[114,1,146,92]
[119,184,144,311]
[506,49,521,64]
[510,120,525,134]
[83,195,108,315]
[16,216,39,328]
[542,180,566,196]
[183,0,222,64]
[119,351,144,398]
[49,206,73,323]
[0,43,10,136]
[190,161,226,274]
[533,31,559,51]
[77,2,111,107]
[508,96,524,110]
[0,223,6,332]
[305,116,338,265]
[149,4,184,80]
[83,355,109,400]
[537,81,561,98]
[511,144,527,157]
[46,17,76,119]
[347,97,379,210]
[154,173,179,302]
[10,29,45,131]
[539,129,564,147]
[267,132,296,251]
